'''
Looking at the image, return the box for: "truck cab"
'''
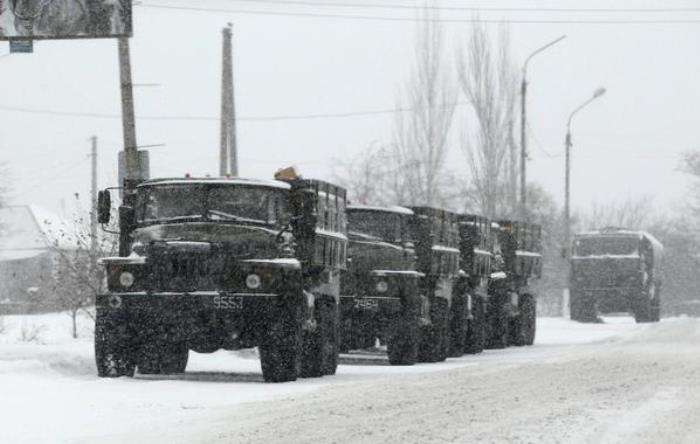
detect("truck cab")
[339,205,423,365]
[95,176,348,382]
[569,228,662,323]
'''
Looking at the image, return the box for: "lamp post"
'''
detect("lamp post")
[564,87,607,259]
[520,35,566,220]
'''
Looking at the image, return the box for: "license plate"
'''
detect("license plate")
[355,299,379,311]
[214,295,243,310]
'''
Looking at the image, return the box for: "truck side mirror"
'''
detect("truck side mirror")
[97,190,111,224]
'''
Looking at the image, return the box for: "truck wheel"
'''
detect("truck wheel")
[418,298,448,363]
[300,298,338,378]
[260,305,302,383]
[340,316,353,354]
[161,343,189,373]
[321,302,339,376]
[387,298,420,365]
[633,284,656,323]
[136,338,189,375]
[448,293,468,358]
[511,294,536,346]
[570,292,597,323]
[485,296,509,349]
[651,284,662,322]
[464,295,485,354]
[95,309,136,378]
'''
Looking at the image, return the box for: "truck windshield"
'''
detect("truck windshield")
[574,236,639,256]
[137,184,288,225]
[347,210,401,242]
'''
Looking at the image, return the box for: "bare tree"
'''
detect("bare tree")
[42,197,118,338]
[579,196,655,231]
[456,24,518,218]
[332,142,394,206]
[391,5,457,208]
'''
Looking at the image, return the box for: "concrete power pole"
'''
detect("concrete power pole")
[118,37,138,188]
[89,136,98,274]
[220,24,238,177]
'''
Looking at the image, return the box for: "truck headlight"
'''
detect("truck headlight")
[246,273,262,290]
[119,271,135,288]
[376,280,388,293]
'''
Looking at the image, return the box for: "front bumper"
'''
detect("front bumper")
[571,286,643,313]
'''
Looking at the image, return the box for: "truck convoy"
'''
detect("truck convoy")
[569,228,663,323]
[93,166,544,381]
[94,173,348,382]
[341,206,542,364]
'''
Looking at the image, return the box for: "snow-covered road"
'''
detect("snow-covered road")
[1,313,698,443]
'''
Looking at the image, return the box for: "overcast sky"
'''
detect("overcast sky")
[1,0,698,219]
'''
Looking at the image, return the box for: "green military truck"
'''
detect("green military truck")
[486,221,542,348]
[448,214,493,356]
[409,207,461,362]
[94,174,348,382]
[339,205,423,365]
[569,228,663,323]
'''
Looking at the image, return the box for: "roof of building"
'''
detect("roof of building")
[0,205,79,261]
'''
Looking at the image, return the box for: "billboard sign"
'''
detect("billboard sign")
[0,0,132,40]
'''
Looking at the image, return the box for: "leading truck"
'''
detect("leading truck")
[569,228,663,323]
[94,172,348,382]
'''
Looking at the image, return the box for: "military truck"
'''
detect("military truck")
[409,207,461,362]
[339,205,423,365]
[569,228,663,323]
[94,174,348,382]
[448,214,493,356]
[485,221,542,348]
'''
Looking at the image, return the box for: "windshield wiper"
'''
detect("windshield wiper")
[143,215,204,223]
[208,210,266,224]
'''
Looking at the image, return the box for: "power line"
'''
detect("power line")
[137,3,700,24]
[208,0,700,14]
[0,102,467,122]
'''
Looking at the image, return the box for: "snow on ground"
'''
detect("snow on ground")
[0,311,677,443]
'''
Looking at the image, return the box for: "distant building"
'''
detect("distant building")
[0,205,76,314]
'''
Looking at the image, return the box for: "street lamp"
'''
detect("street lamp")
[564,87,607,259]
[520,35,567,220]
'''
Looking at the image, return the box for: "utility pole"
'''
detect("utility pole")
[563,87,606,260]
[220,23,238,177]
[89,136,98,271]
[118,37,138,188]
[520,35,566,220]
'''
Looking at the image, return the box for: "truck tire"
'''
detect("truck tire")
[570,291,597,323]
[137,338,189,375]
[485,295,509,349]
[464,295,485,354]
[300,298,338,378]
[511,294,536,346]
[260,305,302,383]
[448,293,469,358]
[418,298,448,363]
[633,284,656,323]
[322,302,340,375]
[651,284,661,322]
[95,309,136,378]
[387,298,420,365]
